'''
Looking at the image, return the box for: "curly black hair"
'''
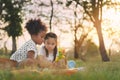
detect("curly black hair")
[25,19,47,35]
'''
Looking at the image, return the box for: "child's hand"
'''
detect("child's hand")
[27,51,35,59]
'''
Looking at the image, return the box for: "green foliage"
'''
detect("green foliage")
[1,0,23,37]
[0,48,11,58]
[66,0,72,7]
[0,48,5,55]
[0,0,29,52]
[80,61,120,80]
[0,70,13,80]
[86,40,99,57]
[0,0,30,37]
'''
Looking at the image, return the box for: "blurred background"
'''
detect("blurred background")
[0,0,120,62]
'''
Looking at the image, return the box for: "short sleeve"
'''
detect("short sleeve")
[26,40,38,58]
[27,44,36,52]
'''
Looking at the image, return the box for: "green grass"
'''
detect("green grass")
[0,70,13,80]
[0,54,120,80]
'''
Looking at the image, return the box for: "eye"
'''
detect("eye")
[52,43,55,45]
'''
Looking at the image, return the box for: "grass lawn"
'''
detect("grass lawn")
[0,54,120,80]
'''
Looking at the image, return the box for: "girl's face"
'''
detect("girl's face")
[44,38,57,52]
[32,31,46,45]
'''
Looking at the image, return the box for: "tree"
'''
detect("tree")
[0,0,28,54]
[66,0,110,61]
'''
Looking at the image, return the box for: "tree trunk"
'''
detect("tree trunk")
[0,2,2,19]
[74,44,79,59]
[11,36,17,55]
[74,33,79,59]
[49,0,53,31]
[95,21,110,61]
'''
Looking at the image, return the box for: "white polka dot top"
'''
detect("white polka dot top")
[10,39,38,62]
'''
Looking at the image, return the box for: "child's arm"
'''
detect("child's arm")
[18,50,37,68]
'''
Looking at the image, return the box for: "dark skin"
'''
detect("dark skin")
[27,51,35,59]
[19,31,46,68]
[26,31,46,61]
[18,51,37,68]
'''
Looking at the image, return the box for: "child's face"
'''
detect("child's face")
[33,31,46,45]
[44,38,57,52]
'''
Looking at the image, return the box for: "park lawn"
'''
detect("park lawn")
[0,54,120,80]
